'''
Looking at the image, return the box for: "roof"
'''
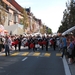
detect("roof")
[7,0,23,12]
[7,0,31,15]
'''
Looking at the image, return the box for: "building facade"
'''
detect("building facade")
[0,0,43,35]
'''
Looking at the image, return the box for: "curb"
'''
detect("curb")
[62,56,72,75]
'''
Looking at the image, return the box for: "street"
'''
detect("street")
[0,47,66,75]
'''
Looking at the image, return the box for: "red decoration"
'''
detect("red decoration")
[30,43,34,48]
[15,40,19,44]
[12,42,16,46]
[38,41,42,46]
[50,40,54,45]
[25,42,29,46]
[42,41,46,45]
[12,40,19,46]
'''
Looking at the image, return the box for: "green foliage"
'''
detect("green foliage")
[58,0,75,33]
[21,8,28,31]
[47,28,52,34]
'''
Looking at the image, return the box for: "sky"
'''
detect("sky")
[15,0,68,33]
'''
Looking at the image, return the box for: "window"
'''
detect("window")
[14,13,18,23]
[9,13,12,21]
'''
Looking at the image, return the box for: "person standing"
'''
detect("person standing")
[41,36,45,50]
[0,36,3,52]
[17,35,23,51]
[45,36,49,51]
[52,36,56,51]
[4,36,12,56]
[67,39,74,64]
[61,35,67,58]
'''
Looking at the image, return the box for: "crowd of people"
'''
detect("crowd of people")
[0,34,58,56]
[58,34,75,64]
[0,33,75,65]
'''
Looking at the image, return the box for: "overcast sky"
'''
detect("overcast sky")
[15,0,68,33]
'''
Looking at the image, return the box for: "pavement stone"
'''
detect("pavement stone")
[68,61,75,75]
[64,57,75,75]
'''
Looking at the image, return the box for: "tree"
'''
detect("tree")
[69,0,75,27]
[58,0,75,33]
[43,25,46,33]
[47,28,52,34]
[21,8,29,32]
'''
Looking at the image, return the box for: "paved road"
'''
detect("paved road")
[0,47,66,75]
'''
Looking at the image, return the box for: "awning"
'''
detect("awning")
[62,26,75,35]
[4,24,23,35]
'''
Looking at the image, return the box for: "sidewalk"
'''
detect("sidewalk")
[68,60,75,75]
[63,56,75,75]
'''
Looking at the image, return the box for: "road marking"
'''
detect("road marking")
[22,57,28,61]
[1,53,5,56]
[10,52,19,56]
[22,52,29,56]
[44,53,51,57]
[56,53,62,56]
[0,52,52,57]
[0,52,5,56]
[33,52,40,56]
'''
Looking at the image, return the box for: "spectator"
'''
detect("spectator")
[67,39,74,64]
[61,35,67,58]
